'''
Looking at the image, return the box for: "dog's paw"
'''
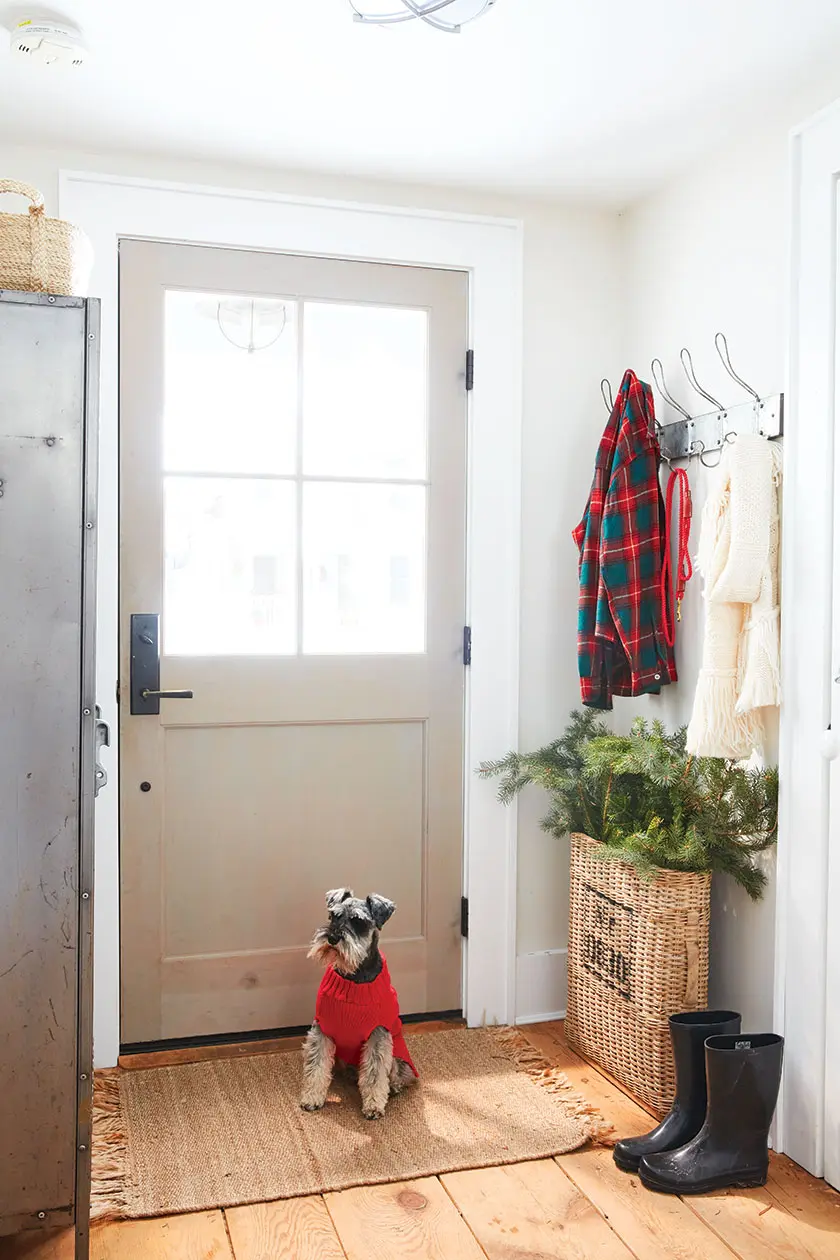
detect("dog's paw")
[362,1106,384,1121]
[300,1100,325,1112]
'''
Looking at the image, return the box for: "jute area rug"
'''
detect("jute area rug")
[91,1027,609,1220]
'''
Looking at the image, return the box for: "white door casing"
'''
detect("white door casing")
[776,98,840,1188]
[58,171,523,1068]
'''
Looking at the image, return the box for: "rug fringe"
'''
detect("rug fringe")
[90,1068,131,1222]
[492,1027,615,1146]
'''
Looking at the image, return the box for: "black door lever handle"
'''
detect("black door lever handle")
[140,689,194,700]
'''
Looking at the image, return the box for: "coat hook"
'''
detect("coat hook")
[690,437,723,469]
[680,347,725,412]
[660,447,688,471]
[651,358,692,421]
[714,332,761,404]
[600,378,614,414]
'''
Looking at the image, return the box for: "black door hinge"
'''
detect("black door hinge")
[465,349,474,392]
[463,625,472,667]
[460,896,469,938]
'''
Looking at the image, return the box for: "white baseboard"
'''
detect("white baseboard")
[515,1010,566,1026]
[514,947,568,1025]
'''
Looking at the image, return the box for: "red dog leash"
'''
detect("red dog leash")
[660,467,693,648]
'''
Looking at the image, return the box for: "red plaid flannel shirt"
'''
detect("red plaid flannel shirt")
[573,369,677,710]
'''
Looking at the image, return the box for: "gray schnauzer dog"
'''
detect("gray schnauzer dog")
[301,888,418,1120]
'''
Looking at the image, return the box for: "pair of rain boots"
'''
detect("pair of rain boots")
[613,1010,784,1194]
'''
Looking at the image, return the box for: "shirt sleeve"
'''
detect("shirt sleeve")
[598,445,669,692]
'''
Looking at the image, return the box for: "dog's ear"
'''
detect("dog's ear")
[326,888,353,910]
[366,894,395,929]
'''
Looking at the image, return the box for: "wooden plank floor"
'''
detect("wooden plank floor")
[2,1020,838,1260]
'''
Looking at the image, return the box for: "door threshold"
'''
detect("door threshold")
[118,1010,464,1071]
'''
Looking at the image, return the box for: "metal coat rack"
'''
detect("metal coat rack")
[601,333,784,467]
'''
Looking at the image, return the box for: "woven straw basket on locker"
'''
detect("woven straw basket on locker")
[0,180,93,296]
[565,833,711,1116]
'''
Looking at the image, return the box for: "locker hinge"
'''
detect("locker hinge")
[463,626,472,667]
[460,896,469,939]
[465,349,474,392]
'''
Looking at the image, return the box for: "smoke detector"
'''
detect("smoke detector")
[9,18,87,67]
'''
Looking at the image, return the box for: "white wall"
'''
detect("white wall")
[515,200,624,1019]
[0,142,623,1049]
[618,117,805,1031]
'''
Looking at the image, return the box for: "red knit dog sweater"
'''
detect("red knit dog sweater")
[315,955,418,1077]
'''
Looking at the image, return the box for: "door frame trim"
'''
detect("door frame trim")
[775,99,840,1181]
[59,169,524,1068]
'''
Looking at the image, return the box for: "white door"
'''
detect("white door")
[780,102,840,1189]
[118,240,469,1044]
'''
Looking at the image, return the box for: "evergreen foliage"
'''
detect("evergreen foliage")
[479,711,779,900]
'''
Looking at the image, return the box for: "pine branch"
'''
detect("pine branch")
[478,709,779,899]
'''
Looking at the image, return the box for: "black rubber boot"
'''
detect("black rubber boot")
[613,1010,741,1173]
[639,1033,784,1194]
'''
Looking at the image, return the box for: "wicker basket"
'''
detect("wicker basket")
[0,180,92,296]
[565,833,711,1116]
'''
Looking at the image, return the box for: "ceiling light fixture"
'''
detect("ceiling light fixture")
[349,0,497,34]
[212,298,287,354]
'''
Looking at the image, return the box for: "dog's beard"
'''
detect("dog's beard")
[307,926,371,975]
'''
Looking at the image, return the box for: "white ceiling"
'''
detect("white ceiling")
[2,0,840,203]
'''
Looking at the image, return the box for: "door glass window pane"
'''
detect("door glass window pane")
[303,303,427,479]
[165,477,296,655]
[164,291,297,475]
[303,483,426,654]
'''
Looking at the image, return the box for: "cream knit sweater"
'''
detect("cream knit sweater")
[686,434,782,759]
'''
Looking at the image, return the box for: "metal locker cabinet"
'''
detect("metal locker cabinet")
[0,291,101,1259]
